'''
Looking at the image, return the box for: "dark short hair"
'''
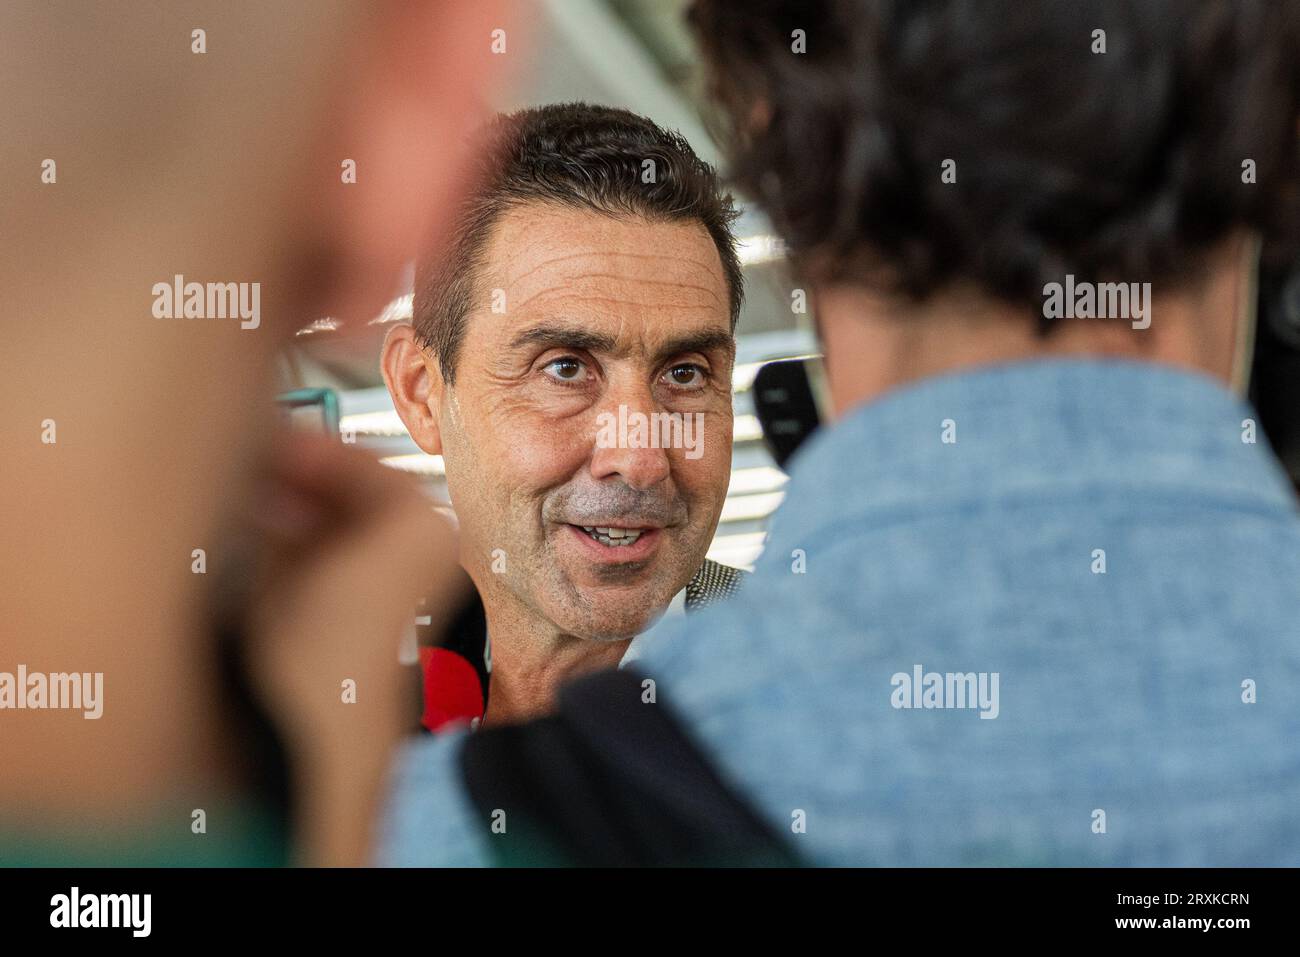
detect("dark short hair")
[413,103,743,382]
[689,0,1300,330]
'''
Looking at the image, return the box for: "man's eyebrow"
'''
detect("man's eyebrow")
[508,323,618,354]
[507,323,735,364]
[654,330,736,365]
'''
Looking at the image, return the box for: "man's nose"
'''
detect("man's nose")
[588,395,672,492]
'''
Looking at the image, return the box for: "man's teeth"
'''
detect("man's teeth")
[580,526,644,546]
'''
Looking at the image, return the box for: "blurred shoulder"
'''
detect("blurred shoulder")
[375,729,489,867]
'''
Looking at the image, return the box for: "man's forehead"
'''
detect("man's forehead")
[480,203,730,325]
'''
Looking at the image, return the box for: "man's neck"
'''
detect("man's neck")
[814,261,1242,419]
[480,613,631,726]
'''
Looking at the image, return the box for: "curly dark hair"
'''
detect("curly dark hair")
[414,103,743,382]
[688,0,1300,329]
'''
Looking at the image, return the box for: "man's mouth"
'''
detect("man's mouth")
[561,522,664,563]
[576,525,645,547]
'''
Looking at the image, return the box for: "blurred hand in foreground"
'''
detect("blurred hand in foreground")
[247,430,468,865]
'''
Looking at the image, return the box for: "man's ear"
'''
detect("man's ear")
[382,325,445,455]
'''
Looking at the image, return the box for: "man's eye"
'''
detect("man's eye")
[663,364,706,388]
[542,357,588,382]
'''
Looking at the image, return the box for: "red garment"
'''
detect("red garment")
[419,646,485,733]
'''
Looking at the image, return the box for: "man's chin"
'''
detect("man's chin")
[550,592,669,642]
[543,550,694,639]
[558,612,653,642]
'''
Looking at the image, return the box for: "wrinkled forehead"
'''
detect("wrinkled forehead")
[475,202,732,351]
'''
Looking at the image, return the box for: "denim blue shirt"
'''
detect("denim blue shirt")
[378,358,1300,866]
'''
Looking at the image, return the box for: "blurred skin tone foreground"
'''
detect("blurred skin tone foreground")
[0,0,513,866]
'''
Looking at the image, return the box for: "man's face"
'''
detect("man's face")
[438,202,735,640]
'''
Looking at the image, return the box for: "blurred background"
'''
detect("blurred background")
[279,0,814,570]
